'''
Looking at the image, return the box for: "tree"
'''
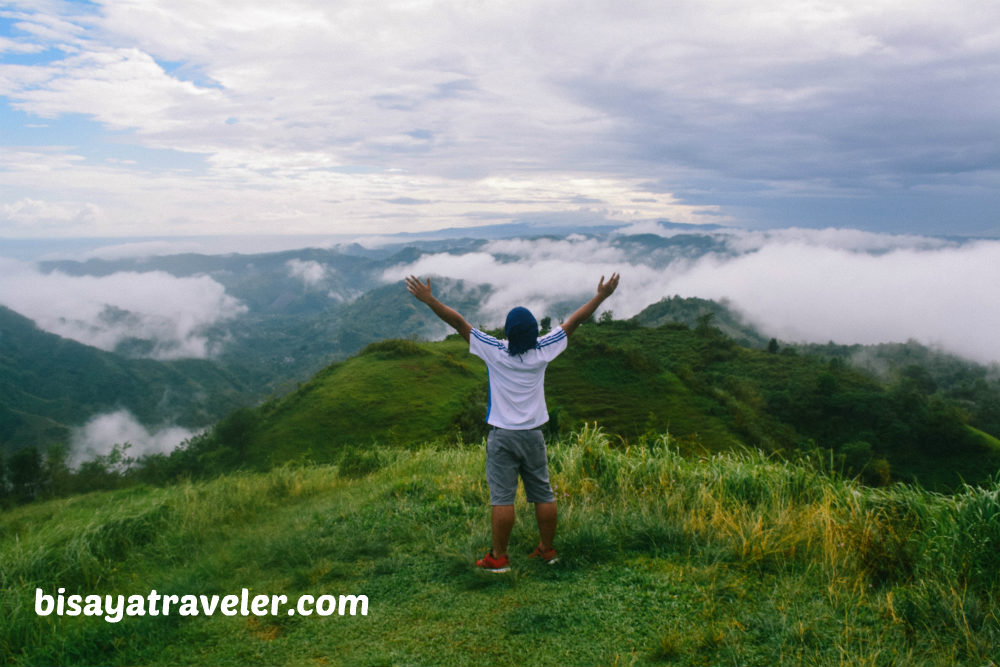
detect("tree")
[74,443,133,492]
[9,446,42,503]
[695,312,716,337]
[214,408,260,460]
[42,442,73,498]
[898,364,937,396]
[0,451,8,506]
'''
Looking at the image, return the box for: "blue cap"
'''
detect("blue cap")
[504,307,538,356]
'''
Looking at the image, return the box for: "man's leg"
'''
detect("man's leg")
[491,504,515,557]
[485,428,518,559]
[516,429,556,553]
[534,501,557,550]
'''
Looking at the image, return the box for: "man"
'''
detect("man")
[405,273,620,572]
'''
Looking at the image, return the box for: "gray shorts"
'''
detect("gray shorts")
[485,427,555,505]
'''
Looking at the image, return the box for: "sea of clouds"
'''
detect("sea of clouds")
[4,225,995,365]
[0,258,246,359]
[383,224,1000,366]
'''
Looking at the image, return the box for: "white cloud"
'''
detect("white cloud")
[5,1,998,236]
[1,196,103,231]
[0,259,246,359]
[0,35,45,55]
[70,409,199,467]
[384,236,660,322]
[10,47,227,132]
[286,258,329,286]
[386,230,1000,364]
[663,240,1000,364]
[715,227,955,254]
[76,239,210,261]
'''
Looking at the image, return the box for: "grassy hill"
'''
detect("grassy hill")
[179,319,1000,491]
[2,429,998,666]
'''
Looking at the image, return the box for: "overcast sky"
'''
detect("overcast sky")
[2,0,999,239]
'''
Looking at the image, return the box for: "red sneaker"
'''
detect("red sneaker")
[476,551,510,573]
[528,544,558,564]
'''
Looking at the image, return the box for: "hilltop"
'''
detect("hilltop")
[167,316,1000,491]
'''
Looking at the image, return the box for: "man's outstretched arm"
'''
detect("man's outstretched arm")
[405,275,472,343]
[561,273,620,337]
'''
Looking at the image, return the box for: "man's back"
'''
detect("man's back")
[469,327,568,430]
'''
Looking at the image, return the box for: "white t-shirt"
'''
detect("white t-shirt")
[469,326,569,430]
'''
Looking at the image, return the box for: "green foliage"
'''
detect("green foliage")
[799,338,1000,439]
[8,283,1000,498]
[242,337,486,466]
[336,445,383,479]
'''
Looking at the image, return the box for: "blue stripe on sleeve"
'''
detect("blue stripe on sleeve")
[471,328,507,352]
[537,328,567,349]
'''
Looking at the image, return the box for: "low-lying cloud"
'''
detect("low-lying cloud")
[664,240,1000,363]
[384,227,1000,365]
[70,409,199,467]
[286,258,330,287]
[0,259,246,359]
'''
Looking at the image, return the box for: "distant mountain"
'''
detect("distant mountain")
[631,295,769,348]
[0,306,253,453]
[31,229,742,383]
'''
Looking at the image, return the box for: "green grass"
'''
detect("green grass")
[969,425,1000,451]
[249,337,484,465]
[3,426,999,666]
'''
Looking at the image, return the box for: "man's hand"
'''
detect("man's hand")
[405,275,472,342]
[405,275,434,304]
[596,273,620,301]
[560,272,621,337]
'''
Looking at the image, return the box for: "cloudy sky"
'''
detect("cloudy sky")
[3,0,1000,239]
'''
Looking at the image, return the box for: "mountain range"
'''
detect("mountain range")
[3,226,1000,493]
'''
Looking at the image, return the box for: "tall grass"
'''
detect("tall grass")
[554,424,999,583]
[2,428,998,665]
[550,424,1000,663]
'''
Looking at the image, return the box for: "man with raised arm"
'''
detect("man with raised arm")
[405,273,620,572]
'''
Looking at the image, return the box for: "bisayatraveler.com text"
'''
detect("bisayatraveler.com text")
[35,587,368,623]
